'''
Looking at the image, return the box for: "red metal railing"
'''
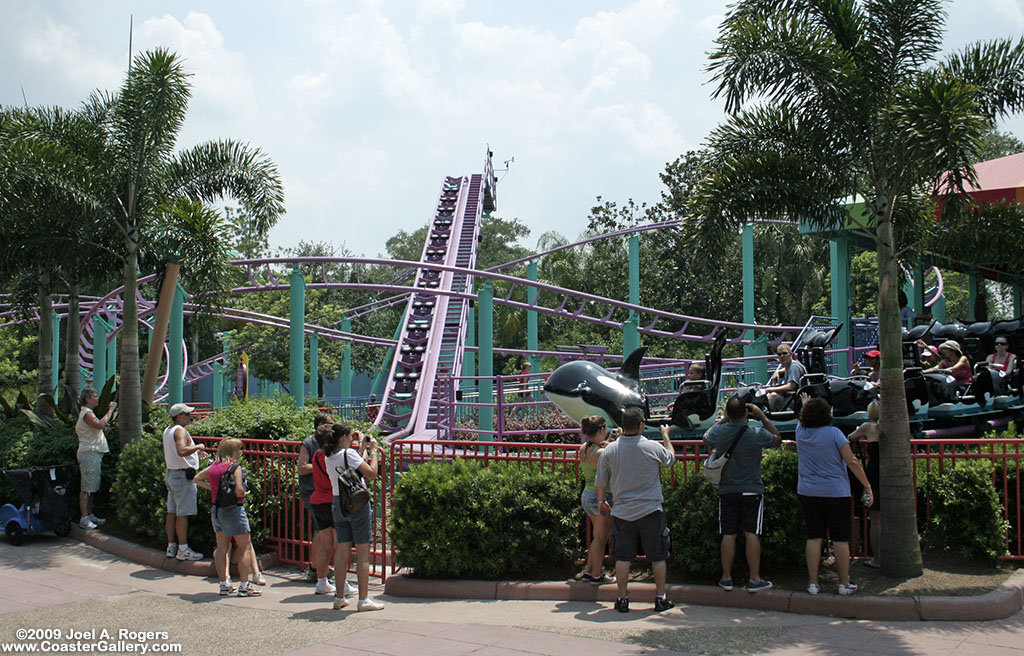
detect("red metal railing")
[185,435,1024,580]
[193,436,391,582]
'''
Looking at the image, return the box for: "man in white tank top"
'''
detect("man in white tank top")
[163,403,208,561]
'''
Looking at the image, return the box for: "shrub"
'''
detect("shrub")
[922,459,1008,562]
[666,449,802,578]
[391,460,581,579]
[194,396,376,442]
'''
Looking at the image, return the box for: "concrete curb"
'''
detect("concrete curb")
[70,525,279,578]
[384,572,1024,622]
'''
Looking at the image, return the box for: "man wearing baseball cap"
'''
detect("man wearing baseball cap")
[163,403,207,561]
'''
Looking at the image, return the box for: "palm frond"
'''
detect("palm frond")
[940,37,1024,120]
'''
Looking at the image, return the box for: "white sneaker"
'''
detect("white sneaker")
[315,580,337,595]
[807,583,820,595]
[86,514,106,525]
[332,596,349,610]
[175,546,203,561]
[838,582,859,596]
[166,544,178,558]
[357,598,384,612]
[253,573,267,586]
[79,517,97,530]
[344,580,357,596]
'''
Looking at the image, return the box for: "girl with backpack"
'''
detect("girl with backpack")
[195,438,260,597]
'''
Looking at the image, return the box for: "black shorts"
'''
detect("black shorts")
[312,502,334,531]
[719,493,764,535]
[799,495,852,542]
[610,510,670,562]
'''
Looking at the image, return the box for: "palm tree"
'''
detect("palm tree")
[98,48,284,443]
[692,0,1024,577]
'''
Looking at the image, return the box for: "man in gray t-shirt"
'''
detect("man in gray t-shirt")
[595,407,676,613]
[703,395,781,592]
[766,342,806,411]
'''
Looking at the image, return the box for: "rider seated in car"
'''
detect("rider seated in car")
[851,349,881,387]
[766,343,806,412]
[987,338,1017,374]
[924,340,973,386]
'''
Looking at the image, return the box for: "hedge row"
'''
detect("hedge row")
[391,450,1012,579]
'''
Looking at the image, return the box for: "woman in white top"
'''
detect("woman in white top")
[75,387,115,530]
[324,423,383,612]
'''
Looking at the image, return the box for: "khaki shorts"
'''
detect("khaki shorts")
[77,451,104,494]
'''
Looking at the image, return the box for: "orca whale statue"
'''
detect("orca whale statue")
[544,347,649,427]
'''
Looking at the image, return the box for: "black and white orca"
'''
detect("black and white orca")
[543,348,649,428]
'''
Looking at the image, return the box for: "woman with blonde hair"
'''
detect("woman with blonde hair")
[195,438,259,597]
[578,415,615,584]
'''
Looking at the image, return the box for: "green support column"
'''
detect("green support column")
[830,235,851,375]
[623,234,641,356]
[742,222,768,381]
[212,362,224,409]
[106,332,116,392]
[309,332,319,400]
[50,313,60,400]
[527,261,539,373]
[933,294,947,323]
[168,284,185,406]
[341,318,352,398]
[479,281,494,440]
[260,378,268,399]
[912,264,926,326]
[92,318,108,387]
[462,300,476,394]
[289,266,306,406]
[967,266,980,322]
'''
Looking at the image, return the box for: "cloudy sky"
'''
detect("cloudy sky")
[3,0,1023,260]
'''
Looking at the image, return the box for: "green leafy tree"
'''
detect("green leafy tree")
[90,49,284,443]
[694,0,1024,577]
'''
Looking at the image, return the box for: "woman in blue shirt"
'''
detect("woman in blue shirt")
[796,398,872,597]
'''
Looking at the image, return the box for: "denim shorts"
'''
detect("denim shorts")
[580,491,612,516]
[332,497,372,545]
[77,451,103,494]
[211,504,250,537]
[165,469,198,516]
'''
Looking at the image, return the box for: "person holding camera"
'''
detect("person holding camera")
[75,386,115,530]
[324,424,383,612]
[703,395,781,593]
[163,403,207,561]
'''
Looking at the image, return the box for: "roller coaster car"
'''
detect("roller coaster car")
[662,332,728,430]
[903,318,1024,415]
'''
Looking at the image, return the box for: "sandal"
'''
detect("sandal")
[588,574,616,585]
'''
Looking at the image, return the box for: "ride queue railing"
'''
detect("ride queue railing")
[189,435,1024,580]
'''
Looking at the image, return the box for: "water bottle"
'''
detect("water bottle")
[861,492,873,507]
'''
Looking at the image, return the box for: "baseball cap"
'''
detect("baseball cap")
[865,349,881,358]
[168,403,196,417]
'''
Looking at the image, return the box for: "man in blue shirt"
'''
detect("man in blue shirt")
[704,395,781,592]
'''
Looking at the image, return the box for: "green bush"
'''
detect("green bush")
[922,459,1008,562]
[666,449,802,578]
[193,396,377,442]
[391,460,581,579]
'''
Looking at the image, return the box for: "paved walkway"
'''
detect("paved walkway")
[1,537,1023,655]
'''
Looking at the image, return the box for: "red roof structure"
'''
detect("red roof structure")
[963,151,1024,204]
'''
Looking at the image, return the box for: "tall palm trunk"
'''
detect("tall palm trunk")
[119,241,142,445]
[875,203,924,578]
[65,282,81,401]
[35,266,54,418]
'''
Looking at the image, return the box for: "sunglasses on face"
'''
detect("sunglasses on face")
[997,342,1009,346]
[777,351,790,356]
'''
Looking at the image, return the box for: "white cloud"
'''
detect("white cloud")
[990,0,1024,27]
